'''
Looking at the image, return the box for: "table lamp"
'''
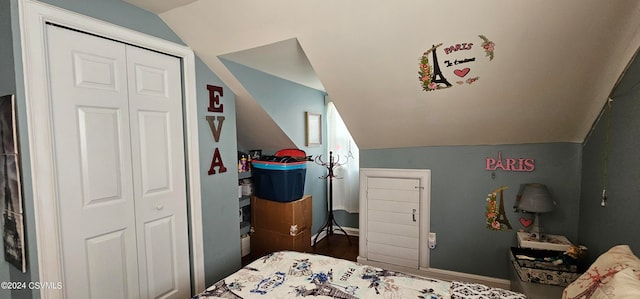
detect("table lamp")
[517,183,555,240]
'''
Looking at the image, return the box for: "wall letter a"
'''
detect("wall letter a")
[208,148,227,175]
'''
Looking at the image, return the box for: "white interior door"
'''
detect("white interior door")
[365,177,420,268]
[46,25,190,298]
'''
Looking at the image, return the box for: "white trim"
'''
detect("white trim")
[311,226,359,245]
[355,257,511,290]
[358,168,431,269]
[18,0,205,297]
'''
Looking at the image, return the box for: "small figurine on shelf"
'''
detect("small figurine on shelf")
[238,151,251,172]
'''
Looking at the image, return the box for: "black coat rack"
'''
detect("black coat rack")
[312,151,351,246]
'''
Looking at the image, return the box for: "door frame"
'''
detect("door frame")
[358,168,431,269]
[18,0,205,296]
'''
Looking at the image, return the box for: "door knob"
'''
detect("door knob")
[412,209,417,222]
[156,205,164,210]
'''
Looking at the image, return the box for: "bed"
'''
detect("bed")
[192,251,526,299]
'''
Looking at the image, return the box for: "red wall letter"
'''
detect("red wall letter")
[208,148,227,175]
[205,116,225,142]
[207,84,224,113]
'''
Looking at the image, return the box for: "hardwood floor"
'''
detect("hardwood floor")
[242,234,358,266]
[312,234,359,261]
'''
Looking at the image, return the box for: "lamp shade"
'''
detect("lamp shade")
[517,183,555,213]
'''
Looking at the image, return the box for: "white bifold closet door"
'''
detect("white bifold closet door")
[46,24,190,298]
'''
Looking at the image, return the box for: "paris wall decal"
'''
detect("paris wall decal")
[418,34,495,91]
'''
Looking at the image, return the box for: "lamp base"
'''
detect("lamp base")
[517,231,572,251]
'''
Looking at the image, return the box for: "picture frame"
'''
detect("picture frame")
[305,112,322,146]
[1,94,27,272]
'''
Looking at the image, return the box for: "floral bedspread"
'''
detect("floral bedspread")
[192,251,525,299]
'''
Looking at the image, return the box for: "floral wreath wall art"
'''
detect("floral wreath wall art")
[419,35,495,91]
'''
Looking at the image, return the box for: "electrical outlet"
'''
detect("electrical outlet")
[428,232,436,249]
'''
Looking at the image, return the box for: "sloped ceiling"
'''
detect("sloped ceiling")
[126,0,640,150]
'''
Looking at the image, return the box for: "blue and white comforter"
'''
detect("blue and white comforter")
[192,251,525,299]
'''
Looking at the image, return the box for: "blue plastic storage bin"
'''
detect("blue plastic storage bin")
[252,161,306,202]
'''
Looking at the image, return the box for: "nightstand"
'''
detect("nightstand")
[510,260,565,298]
[509,245,582,298]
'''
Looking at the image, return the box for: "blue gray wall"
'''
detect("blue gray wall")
[1,0,17,298]
[194,57,242,285]
[360,143,582,279]
[579,52,640,263]
[5,0,241,297]
[222,59,328,234]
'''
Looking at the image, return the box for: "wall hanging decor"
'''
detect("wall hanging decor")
[419,35,495,92]
[519,217,533,228]
[486,151,535,172]
[485,186,512,231]
[1,94,26,272]
[305,112,322,146]
[206,84,228,175]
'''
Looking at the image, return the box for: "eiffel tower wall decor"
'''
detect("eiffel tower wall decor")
[0,94,27,272]
[418,35,495,92]
[485,186,513,231]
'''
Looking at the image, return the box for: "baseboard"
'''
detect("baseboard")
[311,226,359,245]
[356,257,511,290]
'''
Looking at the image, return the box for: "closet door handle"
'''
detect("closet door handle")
[412,209,417,222]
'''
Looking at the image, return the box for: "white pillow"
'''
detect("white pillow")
[563,245,640,298]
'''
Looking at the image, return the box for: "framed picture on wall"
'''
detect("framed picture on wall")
[305,112,322,146]
[0,94,27,272]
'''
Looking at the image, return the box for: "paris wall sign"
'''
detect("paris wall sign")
[418,35,495,91]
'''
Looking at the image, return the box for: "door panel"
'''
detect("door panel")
[86,230,130,298]
[126,45,190,299]
[78,107,126,205]
[367,252,417,269]
[368,198,417,214]
[367,177,418,190]
[367,188,419,203]
[366,177,420,268]
[144,216,178,298]
[367,221,418,238]
[368,210,419,226]
[367,243,419,268]
[73,51,120,91]
[367,231,418,249]
[137,111,171,194]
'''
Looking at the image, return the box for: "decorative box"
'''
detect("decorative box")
[510,247,581,287]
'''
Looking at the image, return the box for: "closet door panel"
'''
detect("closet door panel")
[144,216,179,298]
[46,25,140,298]
[85,230,131,298]
[126,45,191,299]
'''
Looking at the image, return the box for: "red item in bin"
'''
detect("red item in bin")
[275,148,306,157]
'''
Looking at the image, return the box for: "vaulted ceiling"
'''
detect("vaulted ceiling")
[125,0,640,150]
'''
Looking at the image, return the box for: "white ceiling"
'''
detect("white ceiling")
[126,0,640,150]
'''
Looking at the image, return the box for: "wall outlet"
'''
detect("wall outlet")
[428,232,436,249]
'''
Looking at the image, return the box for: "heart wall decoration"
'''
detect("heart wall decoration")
[454,68,470,78]
[418,34,495,92]
[519,217,533,228]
